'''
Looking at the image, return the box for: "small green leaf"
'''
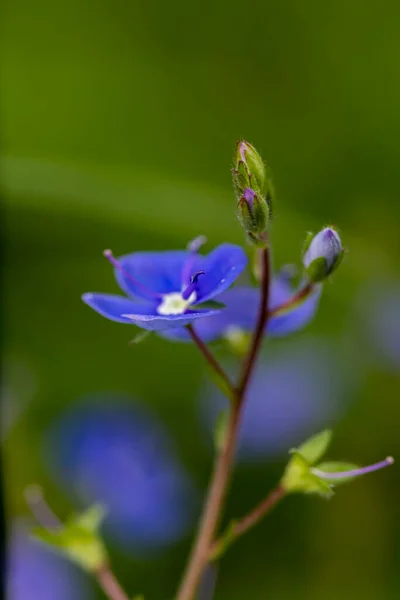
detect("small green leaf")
[313,461,359,484]
[281,452,333,497]
[32,504,107,572]
[72,504,107,532]
[294,429,332,465]
[214,410,230,452]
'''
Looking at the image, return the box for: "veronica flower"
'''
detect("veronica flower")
[201,338,344,461]
[8,520,90,600]
[45,395,196,553]
[82,238,247,331]
[162,269,322,343]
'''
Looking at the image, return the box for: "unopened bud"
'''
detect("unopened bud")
[237,188,269,241]
[232,140,274,207]
[303,227,343,282]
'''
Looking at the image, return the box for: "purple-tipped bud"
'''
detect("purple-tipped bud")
[232,141,274,211]
[237,187,270,243]
[303,227,343,282]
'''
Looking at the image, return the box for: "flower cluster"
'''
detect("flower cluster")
[31,140,393,600]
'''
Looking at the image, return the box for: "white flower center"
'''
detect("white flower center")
[157,291,197,316]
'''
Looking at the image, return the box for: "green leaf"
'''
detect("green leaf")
[281,452,333,497]
[294,429,332,465]
[32,504,107,572]
[313,461,359,484]
[72,504,107,532]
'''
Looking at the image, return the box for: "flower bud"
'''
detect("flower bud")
[303,227,343,282]
[237,188,269,240]
[232,141,274,207]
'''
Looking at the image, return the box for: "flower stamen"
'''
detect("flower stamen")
[181,236,207,286]
[182,270,205,300]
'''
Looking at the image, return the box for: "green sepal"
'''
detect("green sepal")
[294,429,332,465]
[195,300,226,310]
[306,256,328,283]
[247,231,268,248]
[330,248,345,274]
[313,461,359,485]
[32,505,107,572]
[129,330,152,345]
[281,452,333,497]
[302,231,314,254]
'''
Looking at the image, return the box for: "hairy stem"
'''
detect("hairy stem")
[176,246,271,600]
[209,484,286,560]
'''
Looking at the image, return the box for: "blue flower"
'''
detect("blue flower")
[8,520,90,600]
[82,238,247,331]
[162,269,322,343]
[44,394,197,553]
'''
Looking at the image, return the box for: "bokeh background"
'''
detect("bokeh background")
[2,0,400,598]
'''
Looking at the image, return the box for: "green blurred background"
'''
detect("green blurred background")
[2,0,400,598]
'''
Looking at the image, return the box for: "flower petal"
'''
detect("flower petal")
[190,244,248,303]
[115,251,190,299]
[120,308,221,331]
[161,274,321,342]
[82,293,157,324]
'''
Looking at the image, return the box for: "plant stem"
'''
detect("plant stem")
[25,485,130,600]
[175,401,242,600]
[236,246,271,397]
[176,246,271,600]
[209,484,286,560]
[268,282,313,318]
[187,325,234,394]
[95,564,131,600]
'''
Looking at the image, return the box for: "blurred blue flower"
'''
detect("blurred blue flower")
[82,239,247,331]
[358,281,400,370]
[201,338,344,461]
[162,270,321,343]
[8,520,90,600]
[45,395,197,553]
